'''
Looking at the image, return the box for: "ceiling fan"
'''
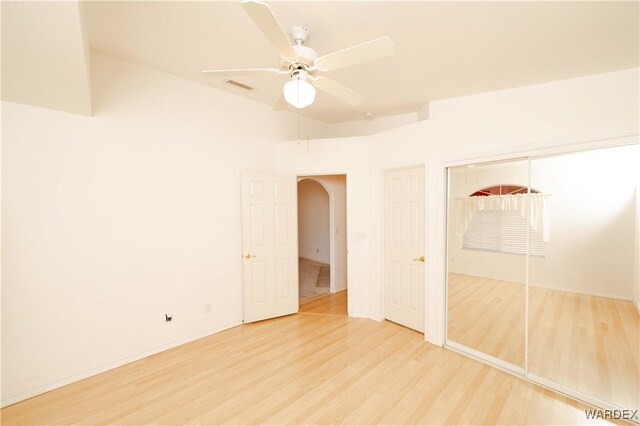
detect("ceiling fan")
[201,0,395,109]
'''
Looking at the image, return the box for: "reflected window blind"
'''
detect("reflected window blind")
[461,210,545,256]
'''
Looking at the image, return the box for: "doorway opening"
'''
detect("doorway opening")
[297,175,348,315]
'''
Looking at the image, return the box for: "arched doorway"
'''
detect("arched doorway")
[296,175,348,313]
[297,179,331,301]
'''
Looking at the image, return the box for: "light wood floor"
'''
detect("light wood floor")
[299,258,330,302]
[299,290,347,316]
[2,301,611,425]
[448,273,639,410]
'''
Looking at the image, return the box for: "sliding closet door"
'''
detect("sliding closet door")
[447,159,528,370]
[527,145,639,410]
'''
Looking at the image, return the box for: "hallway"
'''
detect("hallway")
[298,258,330,302]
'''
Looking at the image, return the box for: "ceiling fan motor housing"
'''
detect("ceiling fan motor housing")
[291,26,309,44]
[288,26,317,67]
[291,44,317,66]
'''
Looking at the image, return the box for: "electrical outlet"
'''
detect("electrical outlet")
[205,304,212,314]
[316,248,319,253]
[165,313,172,322]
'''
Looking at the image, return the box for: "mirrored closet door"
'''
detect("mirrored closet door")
[527,144,639,410]
[446,158,528,370]
[446,143,639,413]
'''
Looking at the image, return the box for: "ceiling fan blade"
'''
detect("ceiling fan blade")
[314,36,394,72]
[201,68,286,77]
[313,77,364,106]
[241,0,297,60]
[272,90,289,111]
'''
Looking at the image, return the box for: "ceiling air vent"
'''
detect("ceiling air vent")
[226,80,254,91]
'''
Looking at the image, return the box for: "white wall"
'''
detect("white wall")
[323,110,428,138]
[448,145,638,300]
[367,68,639,344]
[1,1,93,115]
[635,174,640,311]
[297,180,330,264]
[0,51,332,406]
[300,175,348,293]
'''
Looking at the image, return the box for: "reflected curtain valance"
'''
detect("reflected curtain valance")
[454,193,551,242]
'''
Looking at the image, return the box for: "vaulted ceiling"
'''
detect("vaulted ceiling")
[3,1,639,123]
[2,1,92,115]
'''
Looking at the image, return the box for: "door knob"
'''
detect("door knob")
[243,253,256,259]
[413,256,425,263]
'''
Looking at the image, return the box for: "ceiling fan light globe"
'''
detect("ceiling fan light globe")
[283,77,315,109]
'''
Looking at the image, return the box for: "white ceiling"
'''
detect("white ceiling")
[84,1,639,123]
[3,1,638,123]
[2,1,92,115]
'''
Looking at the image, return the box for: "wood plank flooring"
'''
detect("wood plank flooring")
[2,300,610,425]
[448,273,639,411]
[299,290,347,316]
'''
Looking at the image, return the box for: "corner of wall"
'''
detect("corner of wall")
[76,1,93,116]
[635,184,640,312]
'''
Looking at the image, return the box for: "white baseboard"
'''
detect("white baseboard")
[529,283,633,302]
[348,310,369,320]
[298,255,330,265]
[449,272,634,302]
[1,320,242,408]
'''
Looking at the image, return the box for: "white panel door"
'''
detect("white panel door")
[242,173,298,323]
[383,166,425,332]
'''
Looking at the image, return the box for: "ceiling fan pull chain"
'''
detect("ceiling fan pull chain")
[306,117,310,151]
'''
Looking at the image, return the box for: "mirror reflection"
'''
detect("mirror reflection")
[447,144,639,411]
[528,145,639,410]
[447,159,529,368]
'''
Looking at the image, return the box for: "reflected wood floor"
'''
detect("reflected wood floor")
[2,309,608,425]
[448,273,639,410]
[299,290,347,316]
[529,286,639,410]
[448,274,526,366]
